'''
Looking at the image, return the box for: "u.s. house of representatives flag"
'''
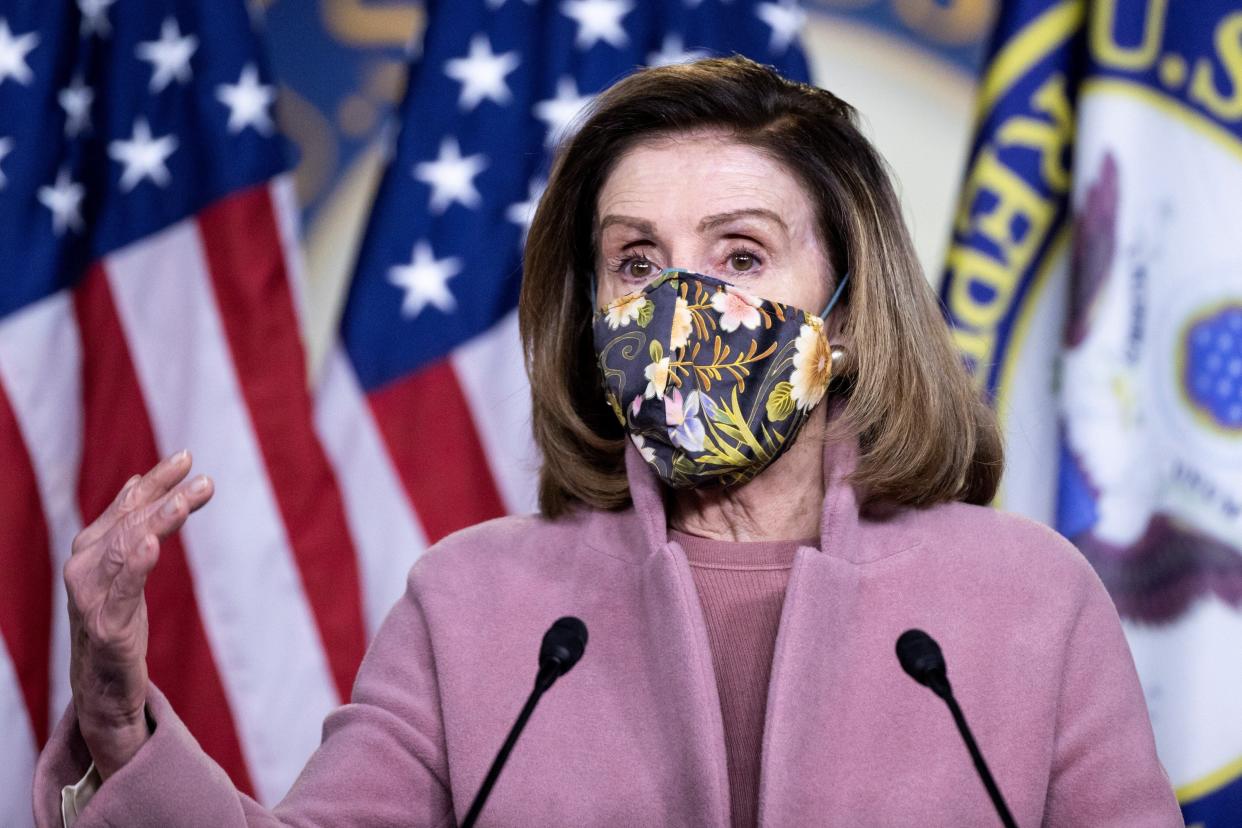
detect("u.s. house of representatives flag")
[943,0,1242,821]
[0,0,373,820]
[315,0,813,628]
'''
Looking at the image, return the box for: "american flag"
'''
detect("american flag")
[0,0,811,821]
[316,0,812,614]
[0,0,371,818]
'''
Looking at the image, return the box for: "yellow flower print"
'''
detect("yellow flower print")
[669,296,693,350]
[790,318,831,410]
[605,292,648,329]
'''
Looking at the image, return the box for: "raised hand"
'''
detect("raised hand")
[63,450,214,780]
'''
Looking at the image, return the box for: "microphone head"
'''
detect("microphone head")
[539,616,588,680]
[896,628,950,697]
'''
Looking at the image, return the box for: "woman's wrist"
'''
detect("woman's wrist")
[78,708,153,780]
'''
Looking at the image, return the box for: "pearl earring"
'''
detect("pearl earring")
[830,344,851,375]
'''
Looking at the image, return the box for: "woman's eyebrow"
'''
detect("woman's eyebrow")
[597,214,658,237]
[698,208,787,234]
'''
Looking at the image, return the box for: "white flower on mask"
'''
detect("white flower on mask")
[669,296,693,350]
[644,356,671,399]
[710,287,762,332]
[631,433,657,463]
[605,292,648,329]
[790,318,831,411]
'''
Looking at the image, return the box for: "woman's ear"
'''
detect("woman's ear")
[824,301,848,340]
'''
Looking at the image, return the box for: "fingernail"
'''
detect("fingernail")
[190,476,209,494]
[173,449,189,463]
[161,495,182,518]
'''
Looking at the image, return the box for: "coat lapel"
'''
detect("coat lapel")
[621,435,866,826]
[624,441,732,826]
[757,438,865,824]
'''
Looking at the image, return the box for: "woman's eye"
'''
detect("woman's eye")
[729,251,758,272]
[627,258,657,279]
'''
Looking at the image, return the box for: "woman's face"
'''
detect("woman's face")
[594,131,833,314]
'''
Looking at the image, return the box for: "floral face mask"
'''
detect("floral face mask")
[593,268,848,489]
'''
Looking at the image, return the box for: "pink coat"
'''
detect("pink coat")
[35,440,1182,826]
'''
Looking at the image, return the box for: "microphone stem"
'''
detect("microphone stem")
[460,671,553,828]
[943,694,1018,828]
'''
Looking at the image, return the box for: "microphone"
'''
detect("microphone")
[896,629,1018,828]
[461,617,588,828]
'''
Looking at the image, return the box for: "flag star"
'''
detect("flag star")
[108,118,179,191]
[0,137,13,190]
[647,34,710,67]
[136,17,198,93]
[388,241,462,318]
[757,0,806,52]
[412,137,488,214]
[506,177,546,244]
[444,34,521,111]
[59,76,94,137]
[534,76,595,147]
[216,63,276,134]
[38,168,86,235]
[78,0,117,38]
[560,0,633,50]
[0,19,39,87]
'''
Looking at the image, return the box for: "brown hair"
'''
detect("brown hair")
[520,56,1001,517]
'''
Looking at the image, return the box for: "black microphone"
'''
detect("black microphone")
[896,629,1018,828]
[461,617,588,828]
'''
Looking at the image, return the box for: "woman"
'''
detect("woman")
[37,57,1180,826]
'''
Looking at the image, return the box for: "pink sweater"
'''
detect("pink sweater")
[674,530,808,828]
[33,439,1182,826]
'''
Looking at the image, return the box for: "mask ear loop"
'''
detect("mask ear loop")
[820,270,850,318]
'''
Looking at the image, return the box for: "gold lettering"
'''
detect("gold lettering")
[996,75,1074,192]
[946,64,1073,382]
[945,244,1023,331]
[1191,12,1242,121]
[946,140,1060,383]
[954,148,1056,271]
[1090,0,1167,70]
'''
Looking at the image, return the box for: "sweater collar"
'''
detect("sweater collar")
[621,432,862,562]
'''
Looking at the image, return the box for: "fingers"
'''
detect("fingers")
[91,474,212,588]
[75,451,194,551]
[101,534,159,631]
[69,461,213,616]
[130,450,195,511]
[136,474,214,541]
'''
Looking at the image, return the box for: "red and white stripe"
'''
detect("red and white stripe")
[452,310,540,518]
[317,312,541,630]
[0,174,542,821]
[0,177,372,815]
[0,292,84,819]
